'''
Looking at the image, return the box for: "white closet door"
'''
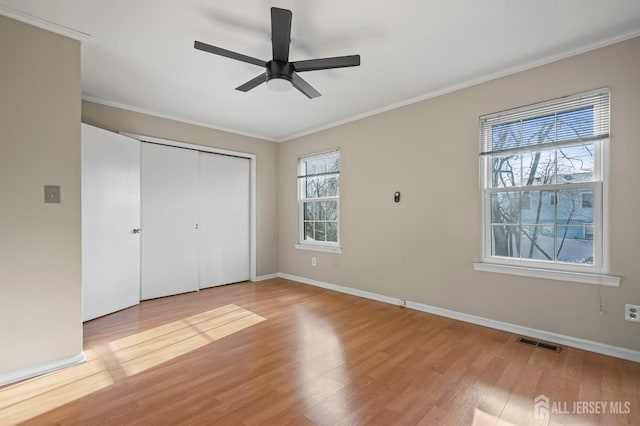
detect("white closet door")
[141,143,199,300]
[81,124,140,321]
[199,152,250,288]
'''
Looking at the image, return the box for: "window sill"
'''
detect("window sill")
[295,244,342,254]
[472,262,621,287]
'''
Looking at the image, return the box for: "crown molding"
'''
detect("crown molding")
[0,4,89,41]
[280,28,640,142]
[82,95,275,142]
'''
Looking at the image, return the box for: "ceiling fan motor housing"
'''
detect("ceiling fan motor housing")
[266,60,294,83]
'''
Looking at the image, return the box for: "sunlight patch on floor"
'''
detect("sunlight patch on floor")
[0,349,113,425]
[472,407,516,426]
[0,304,265,425]
[110,304,266,376]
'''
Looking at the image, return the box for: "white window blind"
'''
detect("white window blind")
[480,88,610,156]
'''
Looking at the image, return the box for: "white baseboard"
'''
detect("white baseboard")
[279,273,400,305]
[0,352,87,387]
[279,273,640,363]
[253,273,280,282]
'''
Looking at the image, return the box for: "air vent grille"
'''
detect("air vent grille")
[517,337,561,353]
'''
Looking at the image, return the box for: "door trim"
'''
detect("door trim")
[121,132,257,281]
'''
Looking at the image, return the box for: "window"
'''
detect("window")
[476,89,617,284]
[297,150,340,251]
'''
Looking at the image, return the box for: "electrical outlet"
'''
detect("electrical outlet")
[311,257,316,266]
[625,304,640,322]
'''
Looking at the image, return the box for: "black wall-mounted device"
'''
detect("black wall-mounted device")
[394,191,401,203]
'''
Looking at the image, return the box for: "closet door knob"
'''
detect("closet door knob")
[132,228,141,234]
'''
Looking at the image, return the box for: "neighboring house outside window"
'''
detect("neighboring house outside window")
[474,88,619,286]
[296,150,341,253]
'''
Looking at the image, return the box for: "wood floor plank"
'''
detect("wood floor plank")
[1,278,638,425]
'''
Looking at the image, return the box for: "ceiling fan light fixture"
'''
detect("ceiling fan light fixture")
[266,77,293,92]
[265,60,294,92]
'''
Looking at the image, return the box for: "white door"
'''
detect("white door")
[141,143,199,300]
[199,152,250,288]
[81,124,141,321]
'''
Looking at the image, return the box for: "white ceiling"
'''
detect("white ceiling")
[3,1,640,142]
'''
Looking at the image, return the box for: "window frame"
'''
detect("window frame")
[480,143,605,272]
[296,149,342,253]
[475,89,620,286]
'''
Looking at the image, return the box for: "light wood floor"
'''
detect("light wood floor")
[1,278,639,425]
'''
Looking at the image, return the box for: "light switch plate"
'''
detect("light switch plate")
[44,185,61,203]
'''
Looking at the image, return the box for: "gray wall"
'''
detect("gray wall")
[0,16,82,372]
[82,101,280,278]
[278,36,640,351]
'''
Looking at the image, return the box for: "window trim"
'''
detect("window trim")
[472,262,620,286]
[296,149,342,252]
[476,90,620,286]
[294,243,343,254]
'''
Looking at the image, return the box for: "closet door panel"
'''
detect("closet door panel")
[81,124,141,321]
[199,153,250,288]
[141,143,199,300]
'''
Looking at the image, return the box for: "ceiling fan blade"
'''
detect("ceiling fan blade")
[293,55,361,72]
[291,73,321,99]
[235,73,267,92]
[194,41,266,67]
[271,7,292,62]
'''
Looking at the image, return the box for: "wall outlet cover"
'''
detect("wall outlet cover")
[625,304,640,322]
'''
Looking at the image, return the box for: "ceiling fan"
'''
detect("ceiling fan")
[194,7,361,99]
